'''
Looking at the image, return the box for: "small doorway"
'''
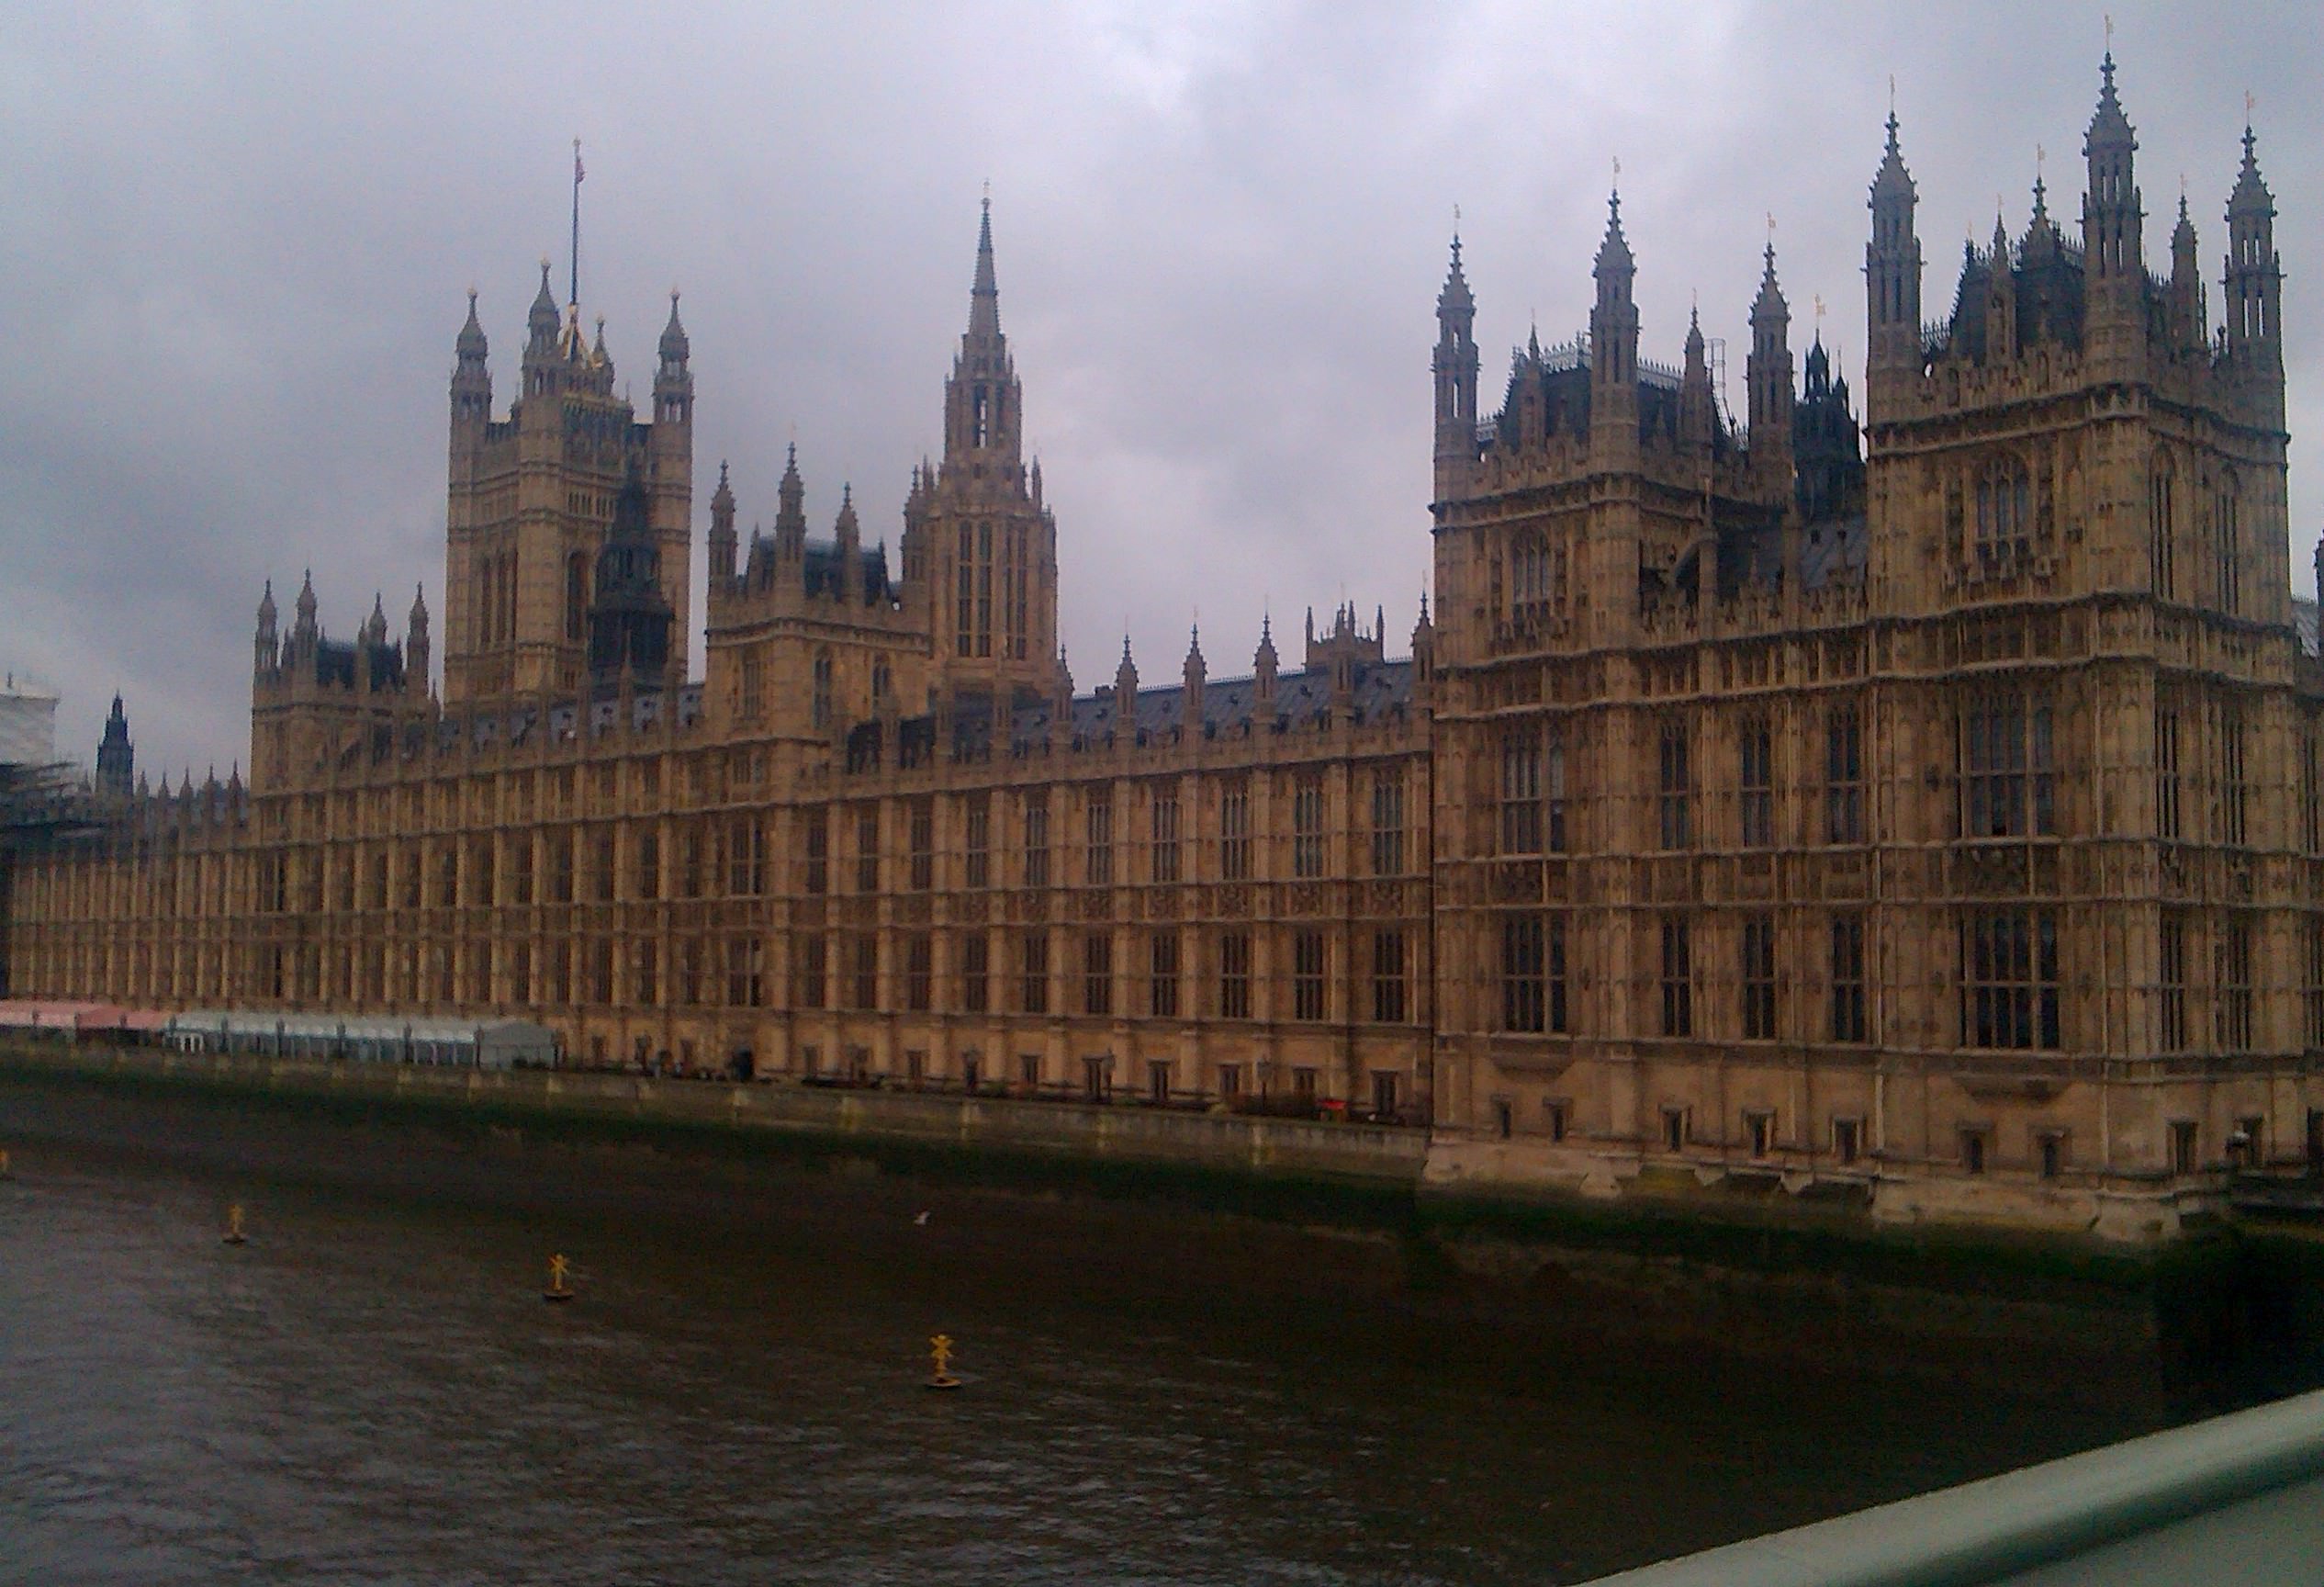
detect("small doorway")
[1083,1055,1111,1102]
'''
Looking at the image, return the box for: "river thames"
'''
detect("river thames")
[0,1125,2161,1585]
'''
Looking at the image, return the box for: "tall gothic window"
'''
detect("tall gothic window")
[975,521,994,658]
[1826,704,1864,844]
[908,799,934,891]
[1082,932,1112,1016]
[812,650,834,732]
[2159,911,2188,1053]
[2214,915,2254,1052]
[1149,932,1180,1019]
[1023,794,1050,888]
[955,524,974,658]
[1659,916,1693,1038]
[2150,459,2176,598]
[1292,777,1325,879]
[2219,703,2249,848]
[1961,908,2060,1051]
[1740,718,1775,849]
[1151,788,1181,884]
[2212,477,2240,615]
[1500,915,1545,1034]
[1370,770,1405,875]
[2155,706,2183,841]
[1220,779,1252,881]
[961,933,990,1014]
[1292,930,1327,1020]
[1084,791,1114,886]
[1500,728,1542,854]
[1960,691,2055,839]
[854,806,879,894]
[1657,720,1691,851]
[1018,930,1049,1015]
[1218,931,1252,1019]
[964,794,991,888]
[1371,929,1408,1025]
[1829,914,1868,1044]
[1741,913,1777,1040]
[1973,456,2032,566]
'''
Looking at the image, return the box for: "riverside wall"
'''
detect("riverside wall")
[0,1040,1428,1193]
[8,1038,2324,1412]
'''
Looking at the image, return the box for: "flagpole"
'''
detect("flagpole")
[569,138,582,309]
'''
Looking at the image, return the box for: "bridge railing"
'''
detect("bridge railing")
[1580,1385,2324,1586]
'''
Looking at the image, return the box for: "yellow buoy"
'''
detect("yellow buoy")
[222,1203,248,1246]
[926,1332,962,1390]
[544,1253,576,1304]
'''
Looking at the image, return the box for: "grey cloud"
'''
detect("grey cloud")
[2,1,2314,776]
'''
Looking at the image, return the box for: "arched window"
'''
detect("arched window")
[812,650,834,732]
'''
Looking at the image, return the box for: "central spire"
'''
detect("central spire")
[969,194,1000,341]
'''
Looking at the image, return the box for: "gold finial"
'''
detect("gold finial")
[2037,142,2045,179]
[1813,293,1825,327]
[2104,12,2113,51]
[982,176,992,208]
[1888,73,1896,118]
[1611,154,1621,186]
[2246,89,2257,124]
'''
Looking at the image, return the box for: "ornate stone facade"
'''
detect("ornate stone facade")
[7,62,2319,1235]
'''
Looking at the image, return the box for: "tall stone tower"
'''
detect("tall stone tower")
[95,694,132,798]
[441,265,691,705]
[904,201,1059,709]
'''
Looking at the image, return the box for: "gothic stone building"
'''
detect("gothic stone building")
[8,61,2320,1238]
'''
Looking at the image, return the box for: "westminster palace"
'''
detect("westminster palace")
[8,57,2321,1238]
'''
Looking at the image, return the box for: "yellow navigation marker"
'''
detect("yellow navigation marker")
[544,1253,575,1304]
[0,1148,13,1181]
[927,1332,961,1390]
[222,1203,249,1246]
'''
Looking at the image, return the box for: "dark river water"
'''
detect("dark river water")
[0,1116,2161,1586]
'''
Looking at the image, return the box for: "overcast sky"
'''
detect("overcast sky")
[2,1,2316,781]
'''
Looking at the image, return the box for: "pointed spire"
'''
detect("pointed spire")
[658,290,688,363]
[1437,227,1473,315]
[1870,106,1915,204]
[257,579,277,627]
[2086,48,2133,152]
[1113,632,1139,719]
[526,259,560,350]
[2229,120,2273,217]
[456,288,488,358]
[410,581,428,626]
[1751,237,1787,321]
[968,195,1001,341]
[1593,185,1634,279]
